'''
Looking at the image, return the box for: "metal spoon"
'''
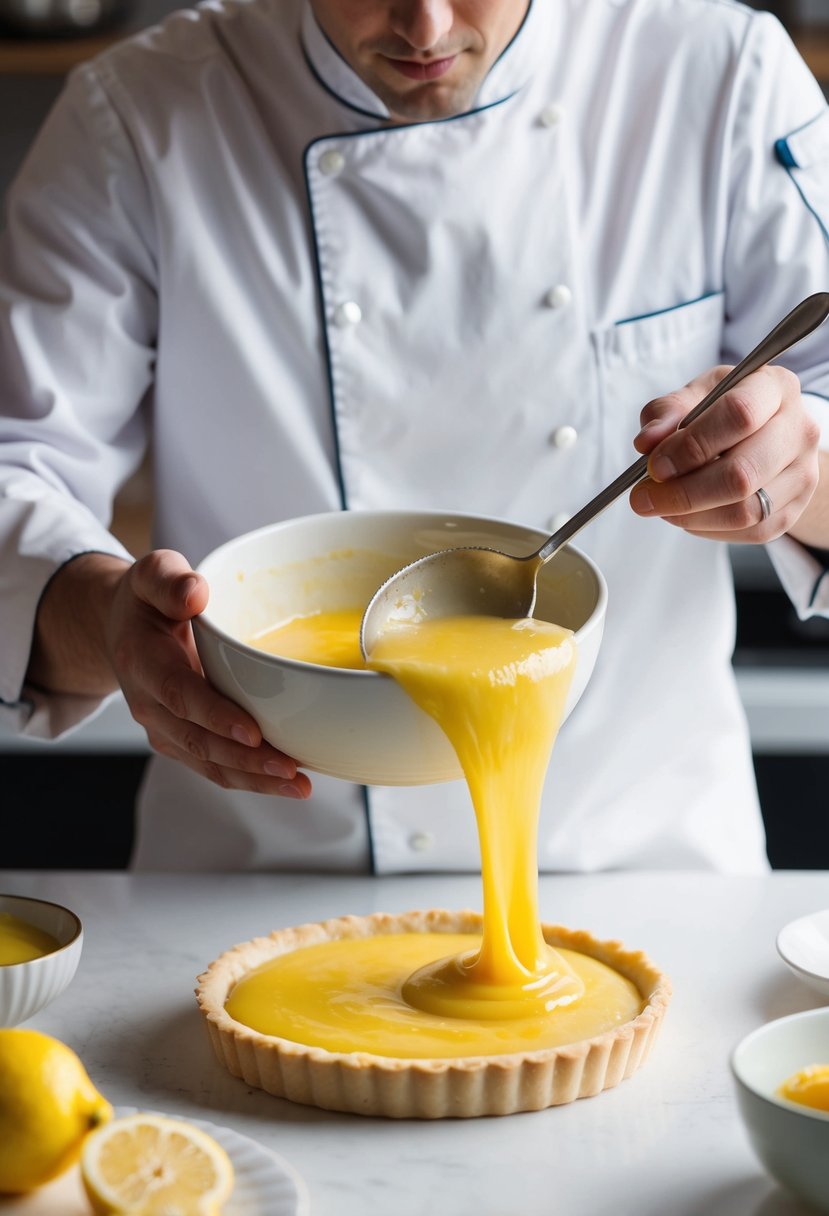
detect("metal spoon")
[361,291,829,658]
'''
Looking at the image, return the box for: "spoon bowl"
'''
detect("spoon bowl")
[361,292,829,658]
[360,545,541,654]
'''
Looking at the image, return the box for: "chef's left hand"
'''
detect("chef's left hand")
[629,364,820,541]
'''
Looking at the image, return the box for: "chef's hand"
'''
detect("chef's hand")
[629,364,820,542]
[110,552,313,797]
[108,550,312,799]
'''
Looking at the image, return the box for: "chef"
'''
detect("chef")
[1,0,828,873]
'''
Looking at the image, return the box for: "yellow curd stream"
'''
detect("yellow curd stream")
[0,912,59,965]
[231,609,643,1056]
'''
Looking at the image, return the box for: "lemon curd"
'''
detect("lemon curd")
[250,609,365,670]
[778,1064,829,1112]
[0,912,59,965]
[233,609,645,1057]
[368,616,583,1016]
[226,931,641,1058]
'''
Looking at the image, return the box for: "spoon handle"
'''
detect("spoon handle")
[535,291,829,565]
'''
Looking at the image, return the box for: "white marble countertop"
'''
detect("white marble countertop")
[1,869,828,1216]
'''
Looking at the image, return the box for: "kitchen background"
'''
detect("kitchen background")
[1,0,828,870]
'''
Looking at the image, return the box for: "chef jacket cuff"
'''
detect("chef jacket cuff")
[0,685,122,743]
[766,535,829,619]
[0,532,133,742]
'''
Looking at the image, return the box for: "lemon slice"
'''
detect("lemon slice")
[79,1112,234,1215]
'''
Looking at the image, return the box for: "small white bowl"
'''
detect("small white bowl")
[731,1007,829,1212]
[777,909,829,1000]
[193,509,607,786]
[0,894,83,1027]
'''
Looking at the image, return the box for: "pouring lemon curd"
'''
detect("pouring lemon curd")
[197,601,671,1116]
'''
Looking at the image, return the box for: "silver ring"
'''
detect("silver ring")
[756,487,773,522]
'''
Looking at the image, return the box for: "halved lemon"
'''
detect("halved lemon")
[79,1112,234,1215]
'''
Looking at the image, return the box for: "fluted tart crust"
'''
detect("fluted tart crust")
[195,908,671,1119]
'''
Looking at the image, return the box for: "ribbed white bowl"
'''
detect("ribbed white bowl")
[0,893,83,1026]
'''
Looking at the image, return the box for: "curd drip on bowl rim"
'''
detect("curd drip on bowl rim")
[231,609,646,1057]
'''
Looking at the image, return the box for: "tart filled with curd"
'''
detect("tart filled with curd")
[196,607,671,1118]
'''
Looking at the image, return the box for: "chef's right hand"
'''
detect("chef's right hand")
[108,549,312,799]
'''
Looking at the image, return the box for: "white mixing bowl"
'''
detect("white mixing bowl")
[193,510,607,786]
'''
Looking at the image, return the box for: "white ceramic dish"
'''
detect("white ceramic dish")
[0,1107,309,1215]
[777,908,829,1000]
[731,1007,829,1212]
[193,509,607,786]
[0,893,83,1027]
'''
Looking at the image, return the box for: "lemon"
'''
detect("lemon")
[80,1112,235,1215]
[0,1027,113,1194]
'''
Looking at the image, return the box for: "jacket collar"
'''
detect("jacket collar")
[300,0,548,122]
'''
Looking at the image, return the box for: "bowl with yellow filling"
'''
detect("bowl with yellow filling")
[196,568,669,1118]
[192,509,606,786]
[731,1007,829,1211]
[0,894,83,1026]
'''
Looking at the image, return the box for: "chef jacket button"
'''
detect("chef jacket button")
[548,511,571,532]
[544,284,572,310]
[319,148,345,176]
[408,831,435,853]
[539,103,564,128]
[334,300,362,328]
[551,424,578,449]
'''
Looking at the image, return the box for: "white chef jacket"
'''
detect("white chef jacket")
[1,0,829,874]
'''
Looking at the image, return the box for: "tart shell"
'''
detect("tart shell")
[195,908,671,1119]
